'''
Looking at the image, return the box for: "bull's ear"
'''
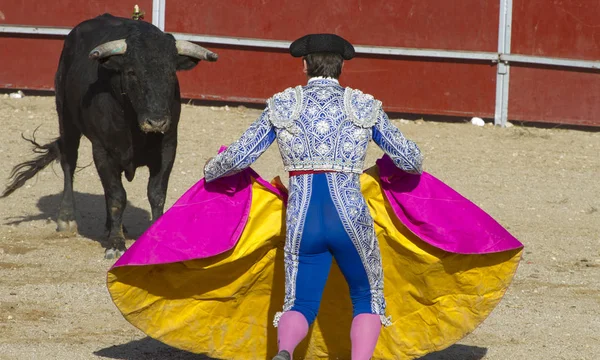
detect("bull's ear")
[176,56,200,71]
[96,55,126,71]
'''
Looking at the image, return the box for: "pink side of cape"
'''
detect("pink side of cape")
[112,144,286,269]
[112,170,252,268]
[377,155,523,254]
[112,155,522,269]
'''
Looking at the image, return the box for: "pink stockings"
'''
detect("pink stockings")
[277,311,381,360]
[350,313,382,360]
[277,311,309,357]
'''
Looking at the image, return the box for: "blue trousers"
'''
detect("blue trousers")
[288,173,374,325]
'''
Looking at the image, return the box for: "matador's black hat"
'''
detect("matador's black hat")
[289,34,355,60]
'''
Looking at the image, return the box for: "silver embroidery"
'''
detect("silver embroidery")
[274,172,392,327]
[267,80,422,175]
[315,120,330,135]
[274,174,313,325]
[202,79,419,327]
[325,172,390,323]
[372,109,423,174]
[204,110,276,182]
[205,79,422,183]
[267,86,303,135]
[270,81,370,174]
[344,87,380,128]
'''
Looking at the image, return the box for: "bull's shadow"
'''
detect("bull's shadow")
[3,191,151,243]
[94,337,216,360]
[94,336,486,360]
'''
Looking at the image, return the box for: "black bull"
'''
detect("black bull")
[1,14,218,258]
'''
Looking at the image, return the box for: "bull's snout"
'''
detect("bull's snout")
[140,117,171,133]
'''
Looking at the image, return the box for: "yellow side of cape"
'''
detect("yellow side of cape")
[107,167,522,359]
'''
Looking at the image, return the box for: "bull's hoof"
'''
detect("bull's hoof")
[104,248,125,260]
[56,219,78,236]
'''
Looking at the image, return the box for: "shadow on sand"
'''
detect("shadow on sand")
[417,344,487,360]
[94,337,216,360]
[3,191,151,243]
[94,336,487,360]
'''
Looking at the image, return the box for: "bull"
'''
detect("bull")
[1,14,218,258]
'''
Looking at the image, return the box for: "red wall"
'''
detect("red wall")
[508,0,600,126]
[170,0,500,118]
[167,0,499,51]
[0,0,153,27]
[1,0,599,126]
[0,0,153,91]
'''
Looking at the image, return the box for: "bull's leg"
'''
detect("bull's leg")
[147,136,177,222]
[57,117,81,234]
[92,145,127,259]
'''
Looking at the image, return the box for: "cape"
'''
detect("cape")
[107,155,523,360]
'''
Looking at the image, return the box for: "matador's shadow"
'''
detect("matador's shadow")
[93,335,485,360]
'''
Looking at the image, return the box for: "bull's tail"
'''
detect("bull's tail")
[1,134,61,198]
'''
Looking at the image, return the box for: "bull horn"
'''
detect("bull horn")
[175,40,218,61]
[89,39,128,60]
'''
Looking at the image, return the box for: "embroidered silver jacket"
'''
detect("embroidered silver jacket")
[204,78,422,182]
[204,78,423,326]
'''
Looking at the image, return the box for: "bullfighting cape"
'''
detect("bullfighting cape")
[107,155,523,360]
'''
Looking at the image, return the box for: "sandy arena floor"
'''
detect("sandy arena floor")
[0,94,598,359]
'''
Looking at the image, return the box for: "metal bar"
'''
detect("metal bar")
[171,32,290,49]
[494,0,513,127]
[494,0,507,126]
[504,0,513,52]
[494,64,507,126]
[0,24,70,36]
[352,45,497,60]
[0,24,496,61]
[501,0,513,127]
[501,53,600,70]
[158,0,166,31]
[4,23,600,69]
[172,32,499,61]
[501,64,511,126]
[152,0,161,29]
[2,23,600,69]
